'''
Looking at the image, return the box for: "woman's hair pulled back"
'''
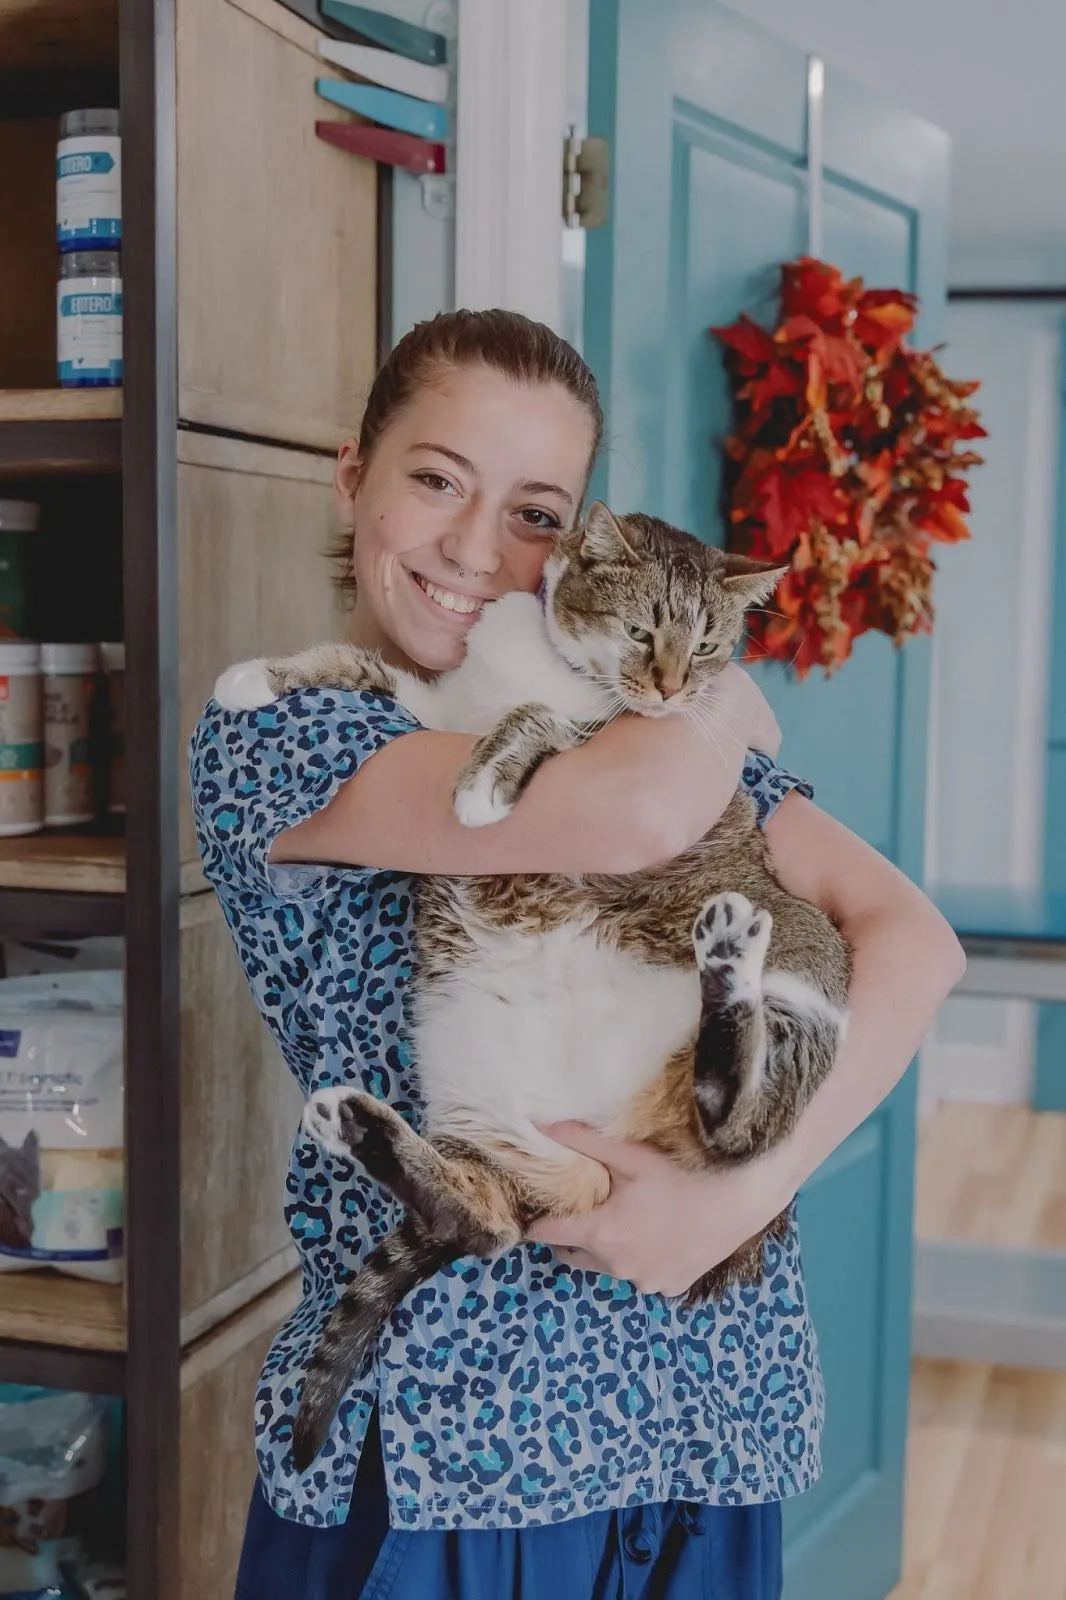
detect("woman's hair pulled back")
[360,308,603,465]
[332,309,604,601]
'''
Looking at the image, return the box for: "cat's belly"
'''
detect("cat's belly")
[414,924,701,1151]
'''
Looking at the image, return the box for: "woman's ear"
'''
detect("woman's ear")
[334,438,363,527]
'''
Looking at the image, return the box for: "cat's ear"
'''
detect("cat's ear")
[22,1131,38,1153]
[719,554,788,607]
[580,502,640,566]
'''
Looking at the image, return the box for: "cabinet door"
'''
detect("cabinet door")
[176,0,378,449]
[177,431,345,883]
[584,5,948,1595]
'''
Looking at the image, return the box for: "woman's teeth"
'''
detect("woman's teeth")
[415,575,482,615]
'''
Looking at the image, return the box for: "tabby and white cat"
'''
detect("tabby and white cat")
[215,504,851,1470]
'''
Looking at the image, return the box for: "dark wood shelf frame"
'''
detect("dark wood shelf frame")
[0,1339,126,1395]
[0,887,124,936]
[0,418,122,475]
[120,0,181,1594]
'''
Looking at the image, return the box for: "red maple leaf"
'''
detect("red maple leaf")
[711,315,779,372]
[748,464,850,556]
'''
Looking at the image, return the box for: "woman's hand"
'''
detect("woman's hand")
[525,1122,796,1298]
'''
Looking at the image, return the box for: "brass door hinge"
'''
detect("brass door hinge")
[563,130,610,230]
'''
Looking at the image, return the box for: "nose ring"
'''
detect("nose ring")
[457,563,482,580]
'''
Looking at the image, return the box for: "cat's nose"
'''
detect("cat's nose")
[652,664,686,699]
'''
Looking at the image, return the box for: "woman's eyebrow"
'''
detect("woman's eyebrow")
[521,480,573,505]
[409,442,476,473]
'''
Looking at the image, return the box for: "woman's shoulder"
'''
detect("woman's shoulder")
[188,687,419,906]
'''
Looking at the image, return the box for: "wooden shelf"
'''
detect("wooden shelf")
[0,390,122,475]
[0,389,122,423]
[0,832,124,894]
[0,1269,125,1352]
[0,0,119,115]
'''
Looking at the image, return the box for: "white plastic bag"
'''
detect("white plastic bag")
[0,1385,108,1599]
[0,973,123,1283]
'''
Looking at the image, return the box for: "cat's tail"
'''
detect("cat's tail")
[291,1213,449,1473]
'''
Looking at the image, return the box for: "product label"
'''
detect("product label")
[0,677,42,830]
[56,134,122,245]
[0,1028,21,1057]
[56,277,122,385]
[0,1187,124,1262]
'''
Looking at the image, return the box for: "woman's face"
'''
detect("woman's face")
[336,364,596,673]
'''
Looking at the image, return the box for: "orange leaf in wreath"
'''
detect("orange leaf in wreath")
[852,289,918,353]
[711,314,780,372]
[779,315,866,393]
[911,478,972,543]
[747,463,851,556]
[780,258,849,327]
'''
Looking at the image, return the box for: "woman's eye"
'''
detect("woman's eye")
[413,471,456,494]
[516,508,561,531]
[625,621,653,644]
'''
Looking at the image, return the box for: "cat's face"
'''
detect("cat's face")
[0,1131,40,1250]
[545,504,784,716]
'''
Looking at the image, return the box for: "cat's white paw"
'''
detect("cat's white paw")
[303,1086,362,1159]
[693,891,772,1003]
[214,659,276,712]
[453,770,513,828]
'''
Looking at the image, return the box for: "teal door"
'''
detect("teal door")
[583,5,949,1596]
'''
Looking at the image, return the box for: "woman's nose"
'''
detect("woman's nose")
[440,508,502,580]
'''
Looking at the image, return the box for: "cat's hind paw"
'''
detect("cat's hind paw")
[214,659,276,712]
[692,891,772,1002]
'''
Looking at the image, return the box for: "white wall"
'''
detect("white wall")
[921,302,1061,1108]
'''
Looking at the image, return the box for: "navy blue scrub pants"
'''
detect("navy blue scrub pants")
[235,1413,783,1600]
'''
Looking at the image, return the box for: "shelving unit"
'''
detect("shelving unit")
[1,1,378,1595]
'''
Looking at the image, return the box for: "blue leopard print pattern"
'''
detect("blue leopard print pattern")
[189,690,824,1530]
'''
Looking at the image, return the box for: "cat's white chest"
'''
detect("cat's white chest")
[423,593,607,732]
[415,924,701,1151]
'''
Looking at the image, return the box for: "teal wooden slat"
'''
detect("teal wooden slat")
[319,0,447,65]
[584,5,949,1593]
[1036,342,1066,1110]
[315,78,447,140]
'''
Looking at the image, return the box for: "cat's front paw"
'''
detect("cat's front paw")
[693,891,772,1003]
[452,768,515,828]
[214,659,276,711]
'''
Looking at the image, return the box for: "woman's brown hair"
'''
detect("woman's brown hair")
[331,308,604,601]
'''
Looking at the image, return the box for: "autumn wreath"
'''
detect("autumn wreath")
[712,257,985,678]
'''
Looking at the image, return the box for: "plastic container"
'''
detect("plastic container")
[56,109,121,251]
[57,251,122,389]
[0,643,42,838]
[99,642,124,815]
[42,643,98,827]
[0,501,38,640]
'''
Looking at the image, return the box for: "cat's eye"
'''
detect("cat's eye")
[624,621,653,644]
[693,638,722,658]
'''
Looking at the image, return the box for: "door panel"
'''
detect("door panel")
[585,6,949,1596]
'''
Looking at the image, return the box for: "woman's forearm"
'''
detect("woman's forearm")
[762,794,966,1194]
[776,883,965,1192]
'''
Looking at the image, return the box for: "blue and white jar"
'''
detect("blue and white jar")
[56,109,121,251]
[57,252,123,388]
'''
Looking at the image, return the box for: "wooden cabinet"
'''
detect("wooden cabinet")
[180,1275,301,1600]
[177,431,345,882]
[180,896,302,1339]
[0,2,379,1596]
[176,0,378,449]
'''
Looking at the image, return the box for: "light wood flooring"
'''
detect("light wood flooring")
[886,1104,1066,1598]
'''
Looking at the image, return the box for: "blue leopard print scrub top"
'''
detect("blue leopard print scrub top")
[189,689,824,1531]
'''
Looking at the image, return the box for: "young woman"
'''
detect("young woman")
[190,310,964,1600]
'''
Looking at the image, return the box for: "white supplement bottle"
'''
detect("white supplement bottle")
[0,643,43,837]
[99,641,125,815]
[57,109,121,251]
[42,644,99,827]
[57,252,122,388]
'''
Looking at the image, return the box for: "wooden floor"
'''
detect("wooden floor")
[915,1101,1066,1249]
[888,1359,1066,1599]
[887,1104,1066,1597]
